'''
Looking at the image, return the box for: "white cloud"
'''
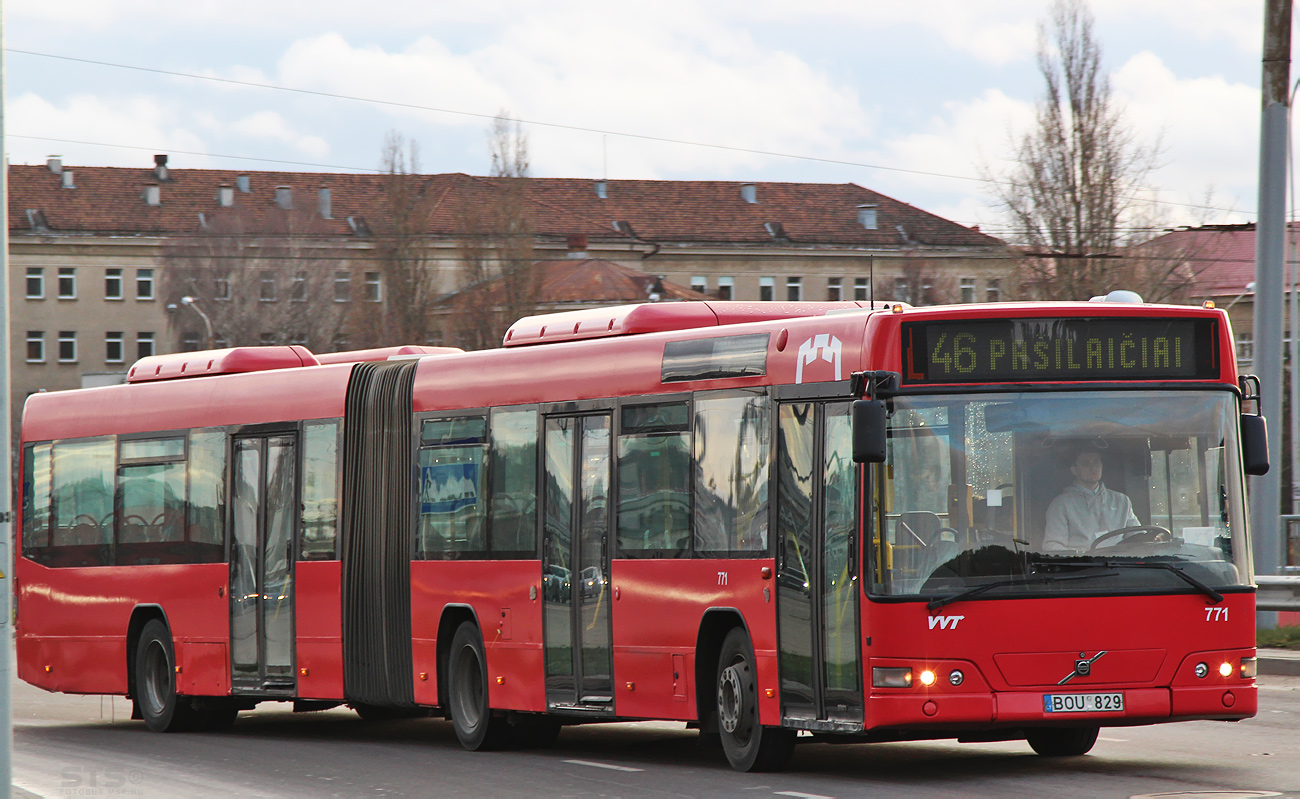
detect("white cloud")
[7,92,211,167]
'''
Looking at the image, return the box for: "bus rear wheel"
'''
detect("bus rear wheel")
[134,619,194,732]
[716,628,795,772]
[446,621,510,751]
[1026,725,1099,756]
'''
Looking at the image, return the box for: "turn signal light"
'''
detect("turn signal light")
[1240,657,1257,679]
[873,667,913,688]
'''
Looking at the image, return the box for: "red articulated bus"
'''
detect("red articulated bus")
[17,298,1266,772]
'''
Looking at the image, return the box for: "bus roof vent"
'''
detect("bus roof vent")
[127,346,321,383]
[502,301,877,347]
[1089,289,1145,304]
[314,345,463,364]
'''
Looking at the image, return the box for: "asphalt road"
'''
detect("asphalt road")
[11,672,1300,798]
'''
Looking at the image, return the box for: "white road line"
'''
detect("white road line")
[1098,736,1129,742]
[775,792,836,799]
[564,759,645,773]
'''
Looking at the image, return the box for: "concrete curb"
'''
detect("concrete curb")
[1258,647,1300,676]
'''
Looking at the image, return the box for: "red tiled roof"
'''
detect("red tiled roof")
[1140,224,1279,297]
[9,162,1005,249]
[445,258,708,307]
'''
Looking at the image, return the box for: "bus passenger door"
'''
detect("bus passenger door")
[230,433,298,694]
[775,401,863,729]
[541,412,614,714]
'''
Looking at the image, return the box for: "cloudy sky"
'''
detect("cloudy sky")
[4,0,1280,239]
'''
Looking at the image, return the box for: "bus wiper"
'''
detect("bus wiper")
[1047,558,1224,605]
[926,568,1116,612]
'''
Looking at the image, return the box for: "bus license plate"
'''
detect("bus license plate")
[1042,692,1124,713]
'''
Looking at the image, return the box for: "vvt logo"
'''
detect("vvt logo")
[928,615,965,630]
[796,334,842,384]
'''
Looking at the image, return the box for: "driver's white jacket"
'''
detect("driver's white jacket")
[1043,482,1140,551]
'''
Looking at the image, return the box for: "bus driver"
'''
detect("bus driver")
[1043,446,1139,551]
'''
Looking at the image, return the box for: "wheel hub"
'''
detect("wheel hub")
[718,665,743,734]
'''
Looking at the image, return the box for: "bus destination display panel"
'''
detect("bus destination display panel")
[901,317,1219,384]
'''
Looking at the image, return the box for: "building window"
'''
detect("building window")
[291,271,306,302]
[105,332,124,363]
[759,276,775,302]
[26,331,44,363]
[180,334,200,353]
[331,335,348,352]
[215,276,231,301]
[26,267,44,299]
[858,205,878,230]
[260,333,277,346]
[334,270,351,302]
[786,276,802,302]
[364,271,382,302]
[57,331,77,363]
[136,269,155,300]
[716,276,734,301]
[137,332,155,359]
[960,277,976,303]
[260,271,277,302]
[854,277,870,302]
[985,278,1002,303]
[105,268,123,300]
[894,278,912,304]
[214,337,231,350]
[691,275,708,294]
[290,332,308,347]
[827,277,842,302]
[58,267,76,299]
[1237,334,1253,368]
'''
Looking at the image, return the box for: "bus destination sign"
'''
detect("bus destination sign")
[901,317,1219,384]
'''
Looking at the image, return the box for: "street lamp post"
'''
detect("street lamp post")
[181,296,215,349]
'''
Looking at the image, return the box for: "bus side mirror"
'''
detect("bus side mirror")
[852,400,887,464]
[1241,413,1269,476]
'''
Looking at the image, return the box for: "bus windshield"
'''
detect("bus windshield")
[870,390,1251,600]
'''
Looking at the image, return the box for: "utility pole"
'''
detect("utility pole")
[0,0,13,790]
[1253,0,1291,629]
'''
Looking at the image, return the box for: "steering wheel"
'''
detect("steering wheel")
[1090,524,1173,549]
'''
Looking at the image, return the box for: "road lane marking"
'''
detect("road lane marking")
[1099,736,1129,742]
[564,759,644,773]
[775,792,835,799]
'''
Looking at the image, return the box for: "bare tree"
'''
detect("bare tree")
[161,205,351,351]
[989,0,1175,301]
[349,131,440,348]
[448,112,543,350]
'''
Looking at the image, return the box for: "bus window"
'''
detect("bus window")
[118,436,186,565]
[187,429,226,562]
[300,420,340,560]
[418,416,488,559]
[50,437,116,566]
[693,391,770,557]
[22,443,52,558]
[489,408,538,559]
[618,401,690,558]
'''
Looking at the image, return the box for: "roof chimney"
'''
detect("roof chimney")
[61,170,75,189]
[237,175,251,193]
[318,186,332,219]
[567,233,588,258]
[46,156,62,174]
[153,154,169,181]
[740,183,757,204]
[218,184,234,207]
[275,186,293,209]
[144,184,161,206]
[594,180,608,199]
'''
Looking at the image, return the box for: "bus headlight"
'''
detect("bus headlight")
[918,669,936,687]
[1218,661,1233,678]
[872,667,913,688]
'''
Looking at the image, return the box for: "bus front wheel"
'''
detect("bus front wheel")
[134,619,192,732]
[446,621,510,750]
[1026,726,1100,756]
[716,628,795,772]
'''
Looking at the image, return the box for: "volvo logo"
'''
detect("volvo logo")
[1058,651,1107,685]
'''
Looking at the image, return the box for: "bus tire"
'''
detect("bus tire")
[716,628,795,772]
[134,619,194,733]
[1026,725,1099,756]
[446,621,509,751]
